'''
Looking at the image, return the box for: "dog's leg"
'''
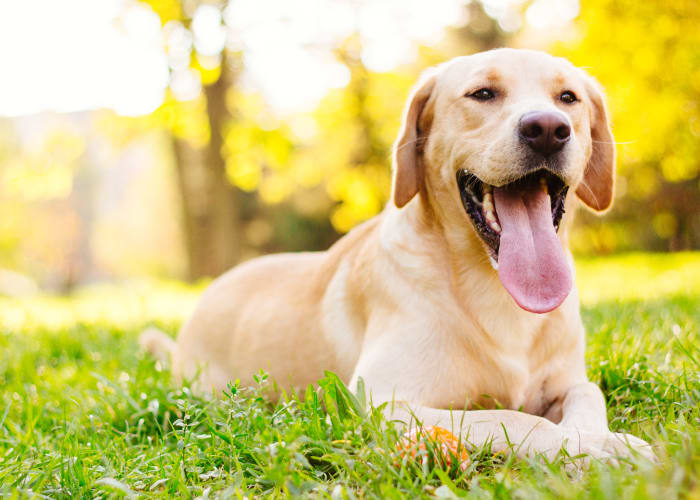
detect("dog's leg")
[556,382,656,462]
[383,399,655,463]
[558,382,608,433]
[385,402,599,461]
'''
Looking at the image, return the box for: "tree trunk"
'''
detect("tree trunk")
[172,55,242,280]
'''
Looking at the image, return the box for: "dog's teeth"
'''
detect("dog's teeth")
[482,191,494,209]
[486,217,501,233]
[482,190,501,234]
[482,183,492,194]
[540,177,548,194]
[484,209,502,234]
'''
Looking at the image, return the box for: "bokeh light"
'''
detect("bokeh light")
[0,0,697,293]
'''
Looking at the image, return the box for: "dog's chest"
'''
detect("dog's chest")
[430,307,559,414]
[436,348,542,412]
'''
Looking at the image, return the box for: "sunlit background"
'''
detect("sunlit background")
[0,0,698,293]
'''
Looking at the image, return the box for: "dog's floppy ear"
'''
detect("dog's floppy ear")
[392,70,437,208]
[575,77,616,212]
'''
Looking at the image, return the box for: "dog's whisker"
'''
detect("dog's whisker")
[592,139,635,145]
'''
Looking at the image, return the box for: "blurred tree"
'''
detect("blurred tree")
[559,0,700,252]
[315,35,405,232]
[179,54,245,279]
[138,0,247,279]
[0,117,91,290]
[447,0,510,53]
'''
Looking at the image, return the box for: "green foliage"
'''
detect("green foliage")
[138,0,184,24]
[1,254,700,497]
[559,0,700,252]
[222,92,296,197]
[303,69,413,232]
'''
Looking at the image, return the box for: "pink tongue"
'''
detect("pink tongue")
[493,184,572,313]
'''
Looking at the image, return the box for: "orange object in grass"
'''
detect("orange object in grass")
[396,426,470,471]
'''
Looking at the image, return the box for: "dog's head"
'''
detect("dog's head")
[392,49,614,313]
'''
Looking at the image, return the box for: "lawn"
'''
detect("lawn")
[0,253,699,498]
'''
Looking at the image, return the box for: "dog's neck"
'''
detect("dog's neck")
[381,195,501,292]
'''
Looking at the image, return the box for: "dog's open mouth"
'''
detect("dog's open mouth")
[457,169,572,314]
[457,169,568,258]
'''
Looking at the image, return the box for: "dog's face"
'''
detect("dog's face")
[392,49,615,313]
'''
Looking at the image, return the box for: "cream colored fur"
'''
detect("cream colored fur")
[140,49,652,463]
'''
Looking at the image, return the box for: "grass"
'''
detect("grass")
[0,253,699,498]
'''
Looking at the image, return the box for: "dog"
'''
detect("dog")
[141,48,653,462]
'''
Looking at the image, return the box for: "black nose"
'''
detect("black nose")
[519,111,571,155]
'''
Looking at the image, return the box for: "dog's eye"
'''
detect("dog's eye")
[469,88,495,101]
[560,91,577,104]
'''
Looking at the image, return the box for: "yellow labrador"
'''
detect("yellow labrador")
[142,49,653,462]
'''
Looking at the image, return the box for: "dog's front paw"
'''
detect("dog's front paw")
[603,432,656,463]
[566,430,656,465]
